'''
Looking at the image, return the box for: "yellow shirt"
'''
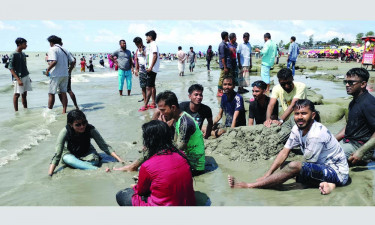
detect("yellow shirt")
[271,81,307,111]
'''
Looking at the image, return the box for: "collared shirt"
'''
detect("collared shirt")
[112,48,132,71]
[218,41,231,69]
[48,44,74,78]
[237,42,252,66]
[344,90,375,144]
[288,42,300,62]
[285,121,349,183]
[249,96,279,125]
[260,39,278,67]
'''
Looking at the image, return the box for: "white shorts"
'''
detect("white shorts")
[13,75,32,94]
[49,76,69,94]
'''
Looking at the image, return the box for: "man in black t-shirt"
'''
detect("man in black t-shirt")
[248,80,279,125]
[335,68,375,165]
[180,84,213,139]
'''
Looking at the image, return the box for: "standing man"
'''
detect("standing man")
[229,99,349,195]
[9,37,32,112]
[206,45,214,71]
[287,36,300,76]
[46,35,75,114]
[217,31,230,97]
[187,47,197,73]
[110,40,134,96]
[228,33,239,87]
[133,37,147,106]
[248,80,279,126]
[264,68,307,129]
[255,33,278,93]
[237,32,252,94]
[335,68,375,165]
[139,30,160,111]
[177,46,186,76]
[180,84,213,139]
[212,76,246,137]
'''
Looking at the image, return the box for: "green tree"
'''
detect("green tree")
[330,37,340,45]
[366,31,374,37]
[284,42,291,50]
[340,38,345,45]
[356,33,364,44]
[308,35,314,47]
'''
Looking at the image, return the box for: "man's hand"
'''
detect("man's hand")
[17,79,23,86]
[146,68,152,73]
[255,48,260,52]
[271,120,282,126]
[263,119,273,128]
[224,67,229,74]
[348,151,363,165]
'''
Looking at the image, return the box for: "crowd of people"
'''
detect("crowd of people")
[5,29,375,206]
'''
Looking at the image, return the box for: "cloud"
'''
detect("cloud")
[0,21,16,30]
[128,23,151,36]
[315,30,355,41]
[68,21,85,30]
[91,29,122,43]
[42,21,62,30]
[302,29,315,37]
[292,20,304,26]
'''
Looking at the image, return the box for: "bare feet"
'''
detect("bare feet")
[228,175,251,188]
[319,182,336,195]
[105,167,111,172]
[113,164,138,172]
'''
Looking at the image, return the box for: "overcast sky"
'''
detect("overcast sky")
[0,20,374,53]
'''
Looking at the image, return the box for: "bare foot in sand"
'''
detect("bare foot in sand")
[228,175,251,188]
[319,182,336,195]
[105,168,111,172]
[113,164,137,172]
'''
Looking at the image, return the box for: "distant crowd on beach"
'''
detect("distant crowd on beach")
[5,29,375,206]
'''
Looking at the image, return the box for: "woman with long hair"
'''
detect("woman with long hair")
[116,120,196,206]
[48,109,123,176]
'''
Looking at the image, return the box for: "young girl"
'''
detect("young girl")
[48,110,123,176]
[116,120,196,206]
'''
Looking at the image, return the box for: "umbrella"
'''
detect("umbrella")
[330,49,339,54]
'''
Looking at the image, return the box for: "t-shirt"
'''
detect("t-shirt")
[8,51,29,79]
[80,61,86,68]
[187,51,196,63]
[179,101,213,129]
[220,92,247,127]
[249,96,279,124]
[135,46,147,73]
[271,81,307,111]
[237,42,252,67]
[344,90,375,144]
[285,121,349,183]
[146,41,160,73]
[47,44,75,78]
[112,48,132,71]
[177,50,186,63]
[175,112,205,171]
[218,41,231,69]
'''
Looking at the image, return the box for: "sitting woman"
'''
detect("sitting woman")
[48,109,124,176]
[116,120,196,206]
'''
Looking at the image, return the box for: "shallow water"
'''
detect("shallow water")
[0,53,374,206]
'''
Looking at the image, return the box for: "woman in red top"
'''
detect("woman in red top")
[116,120,196,206]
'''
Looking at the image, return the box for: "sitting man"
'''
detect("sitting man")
[180,84,213,139]
[211,76,246,137]
[228,99,349,195]
[335,68,375,165]
[264,68,307,129]
[248,80,279,126]
[115,91,206,176]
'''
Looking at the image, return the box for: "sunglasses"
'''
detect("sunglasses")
[343,80,362,86]
[74,120,87,127]
[280,81,293,87]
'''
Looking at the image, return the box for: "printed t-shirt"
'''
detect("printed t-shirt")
[220,91,246,127]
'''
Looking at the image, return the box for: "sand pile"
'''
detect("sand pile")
[205,125,290,162]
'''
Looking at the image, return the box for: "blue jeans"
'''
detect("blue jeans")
[287,60,296,76]
[297,162,344,185]
[63,154,99,170]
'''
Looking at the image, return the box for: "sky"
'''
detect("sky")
[0,20,374,53]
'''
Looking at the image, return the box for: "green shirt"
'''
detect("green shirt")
[260,39,278,67]
[175,112,205,171]
[50,127,114,166]
[8,51,29,78]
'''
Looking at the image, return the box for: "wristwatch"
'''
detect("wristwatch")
[279,119,284,124]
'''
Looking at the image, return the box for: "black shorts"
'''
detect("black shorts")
[146,71,157,87]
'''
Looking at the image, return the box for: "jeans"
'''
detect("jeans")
[206,59,211,70]
[287,60,296,76]
[62,154,99,170]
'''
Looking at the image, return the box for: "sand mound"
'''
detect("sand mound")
[205,125,290,162]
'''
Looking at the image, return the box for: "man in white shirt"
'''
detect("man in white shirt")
[139,30,160,111]
[177,46,186,76]
[45,35,75,114]
[228,99,349,195]
[237,32,252,94]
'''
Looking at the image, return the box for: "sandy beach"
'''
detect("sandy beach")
[0,52,375,206]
